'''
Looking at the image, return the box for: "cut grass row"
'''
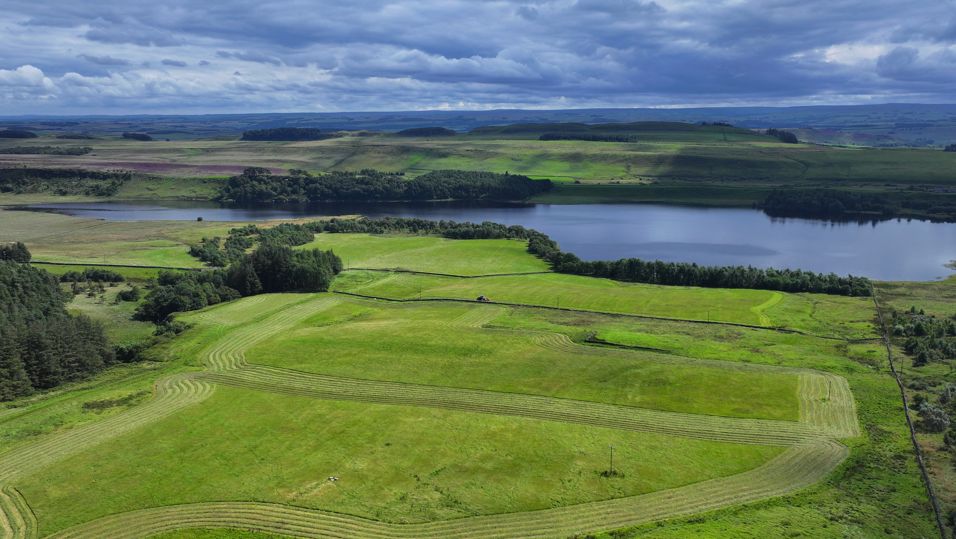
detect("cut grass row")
[0,487,35,539]
[0,374,214,484]
[46,441,847,539]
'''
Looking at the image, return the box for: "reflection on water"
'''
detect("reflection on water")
[10,200,956,281]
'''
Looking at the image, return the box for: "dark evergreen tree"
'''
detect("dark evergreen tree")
[0,241,31,262]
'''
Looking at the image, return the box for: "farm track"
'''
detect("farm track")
[0,293,860,539]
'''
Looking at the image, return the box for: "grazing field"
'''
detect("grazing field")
[332,270,878,338]
[0,229,938,538]
[296,233,549,275]
[242,300,801,420]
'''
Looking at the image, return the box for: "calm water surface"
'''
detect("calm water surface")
[13,201,956,281]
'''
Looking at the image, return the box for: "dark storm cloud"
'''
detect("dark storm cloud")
[78,54,130,66]
[1,0,955,113]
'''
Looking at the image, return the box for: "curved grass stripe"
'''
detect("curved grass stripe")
[0,488,36,539]
[0,375,213,484]
[48,441,846,539]
[202,297,340,371]
[200,366,824,446]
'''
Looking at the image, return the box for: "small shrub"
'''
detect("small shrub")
[117,286,141,302]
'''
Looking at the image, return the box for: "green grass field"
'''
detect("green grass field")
[297,233,549,275]
[18,385,783,534]
[332,270,877,338]
[242,300,800,420]
[0,225,938,539]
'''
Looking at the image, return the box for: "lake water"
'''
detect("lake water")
[13,201,956,281]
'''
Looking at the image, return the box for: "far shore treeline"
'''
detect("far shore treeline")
[193,217,872,297]
[217,167,552,204]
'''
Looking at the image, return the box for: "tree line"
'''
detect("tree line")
[0,251,115,400]
[188,223,314,267]
[946,144,956,152]
[395,127,456,137]
[217,167,552,205]
[0,167,131,197]
[240,128,336,141]
[762,188,956,222]
[200,217,871,297]
[59,268,125,283]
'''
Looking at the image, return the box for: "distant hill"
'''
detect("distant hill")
[4,103,956,147]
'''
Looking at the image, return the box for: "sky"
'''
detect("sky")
[1,0,956,115]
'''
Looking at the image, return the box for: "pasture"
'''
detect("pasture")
[3,126,956,209]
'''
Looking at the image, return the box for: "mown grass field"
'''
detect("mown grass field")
[243,300,800,420]
[18,384,782,534]
[0,228,938,539]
